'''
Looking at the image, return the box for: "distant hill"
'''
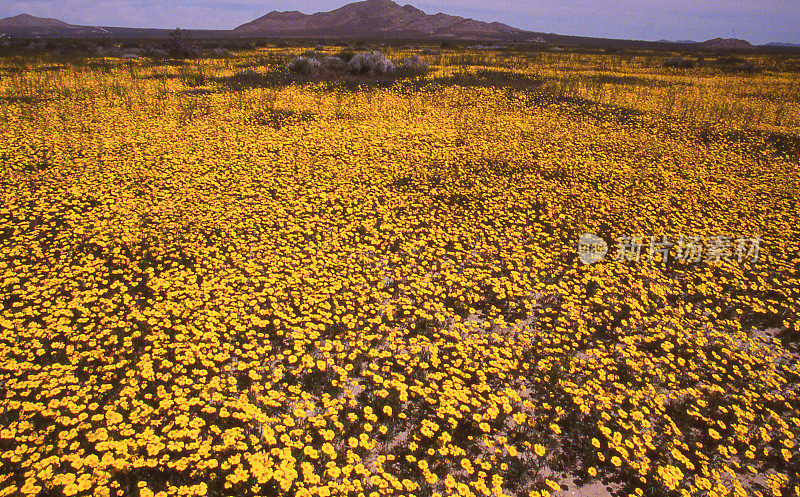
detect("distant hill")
[0,13,69,29]
[655,38,799,49]
[0,13,111,36]
[765,42,800,47]
[0,14,227,38]
[700,37,754,50]
[0,8,785,50]
[234,0,531,40]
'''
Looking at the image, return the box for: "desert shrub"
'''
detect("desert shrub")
[168,28,199,58]
[285,56,322,75]
[716,57,761,73]
[144,47,169,59]
[321,56,346,71]
[347,50,395,75]
[394,54,432,78]
[400,54,430,71]
[664,56,695,68]
[209,48,231,58]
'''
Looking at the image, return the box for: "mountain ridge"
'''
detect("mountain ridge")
[233,0,529,40]
[0,7,794,48]
[0,13,71,29]
[700,37,754,50]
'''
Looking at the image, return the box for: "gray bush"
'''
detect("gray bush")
[211,48,231,57]
[400,54,430,72]
[347,50,396,75]
[321,56,346,71]
[94,45,122,57]
[664,56,696,68]
[285,56,322,75]
[146,48,169,59]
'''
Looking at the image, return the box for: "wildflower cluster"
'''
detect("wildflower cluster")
[0,47,799,497]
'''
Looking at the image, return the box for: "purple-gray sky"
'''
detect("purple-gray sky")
[2,0,798,44]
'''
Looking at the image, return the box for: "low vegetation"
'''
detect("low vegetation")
[0,43,799,497]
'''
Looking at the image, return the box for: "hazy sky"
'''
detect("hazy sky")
[2,0,798,44]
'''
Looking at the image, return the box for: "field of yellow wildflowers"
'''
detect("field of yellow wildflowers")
[1,46,799,497]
